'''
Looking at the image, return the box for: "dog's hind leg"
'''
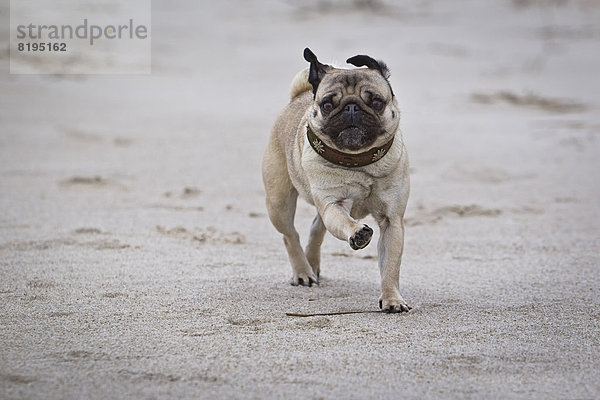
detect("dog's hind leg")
[305,213,326,278]
[266,189,318,286]
[263,155,318,286]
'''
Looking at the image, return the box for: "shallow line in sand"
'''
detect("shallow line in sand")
[285,311,379,317]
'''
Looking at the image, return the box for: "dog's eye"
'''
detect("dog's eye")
[371,99,385,111]
[321,102,334,113]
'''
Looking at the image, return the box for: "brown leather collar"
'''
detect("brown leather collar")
[306,125,394,168]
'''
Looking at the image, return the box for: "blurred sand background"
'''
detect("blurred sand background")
[1,0,599,398]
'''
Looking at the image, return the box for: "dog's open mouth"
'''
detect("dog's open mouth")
[337,126,369,151]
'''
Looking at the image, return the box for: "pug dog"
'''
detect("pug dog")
[262,48,411,313]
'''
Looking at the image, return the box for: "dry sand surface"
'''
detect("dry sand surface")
[1,1,599,399]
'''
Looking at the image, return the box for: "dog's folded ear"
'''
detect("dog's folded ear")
[346,55,390,79]
[303,48,328,96]
[347,54,394,97]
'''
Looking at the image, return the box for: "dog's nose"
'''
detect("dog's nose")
[344,103,360,114]
[343,103,362,124]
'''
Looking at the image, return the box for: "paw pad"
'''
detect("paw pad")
[349,225,373,250]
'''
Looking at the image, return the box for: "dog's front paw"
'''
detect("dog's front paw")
[291,270,319,287]
[379,298,412,313]
[349,225,373,250]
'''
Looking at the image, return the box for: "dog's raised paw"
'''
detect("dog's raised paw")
[349,225,373,250]
[379,298,412,313]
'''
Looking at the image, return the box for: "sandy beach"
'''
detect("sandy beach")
[1,1,599,398]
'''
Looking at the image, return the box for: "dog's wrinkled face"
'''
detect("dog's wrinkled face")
[304,49,400,152]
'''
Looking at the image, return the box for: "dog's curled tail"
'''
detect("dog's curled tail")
[289,68,312,100]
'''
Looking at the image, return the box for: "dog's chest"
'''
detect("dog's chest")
[335,172,374,200]
[308,166,377,203]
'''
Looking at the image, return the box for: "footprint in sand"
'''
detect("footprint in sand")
[59,176,129,191]
[60,126,133,147]
[442,165,535,184]
[1,229,130,252]
[471,91,587,114]
[156,225,246,245]
[154,187,204,211]
[60,176,107,186]
[405,204,502,227]
[163,187,202,199]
